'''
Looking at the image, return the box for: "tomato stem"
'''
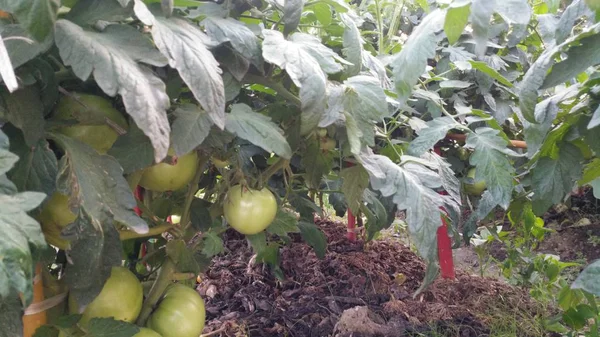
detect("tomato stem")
[182,155,209,238]
[118,223,173,241]
[259,158,288,188]
[242,73,301,106]
[136,258,176,326]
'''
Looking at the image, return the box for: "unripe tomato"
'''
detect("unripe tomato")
[147,284,205,337]
[316,128,327,137]
[464,168,486,196]
[139,149,199,192]
[70,267,143,327]
[319,137,336,151]
[38,193,77,250]
[53,93,128,154]
[134,327,162,337]
[223,185,278,235]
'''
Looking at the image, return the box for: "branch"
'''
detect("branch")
[136,258,176,326]
[243,73,302,107]
[445,133,527,149]
[119,223,173,241]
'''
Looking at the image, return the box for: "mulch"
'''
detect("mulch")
[197,218,544,337]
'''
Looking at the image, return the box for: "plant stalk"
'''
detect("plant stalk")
[243,73,302,107]
[119,224,173,241]
[182,155,209,238]
[259,158,288,187]
[136,258,176,326]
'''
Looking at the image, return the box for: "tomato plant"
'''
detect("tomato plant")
[0,0,599,336]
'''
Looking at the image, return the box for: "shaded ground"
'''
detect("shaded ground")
[198,219,547,337]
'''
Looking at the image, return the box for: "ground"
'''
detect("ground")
[197,218,554,337]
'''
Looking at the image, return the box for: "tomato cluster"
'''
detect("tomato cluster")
[67,267,205,337]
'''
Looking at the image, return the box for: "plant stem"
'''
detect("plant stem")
[136,258,176,326]
[119,224,173,241]
[374,0,385,54]
[243,73,302,107]
[182,155,209,239]
[259,158,288,187]
[170,272,196,281]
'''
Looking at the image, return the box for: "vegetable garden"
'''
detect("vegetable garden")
[1,0,600,336]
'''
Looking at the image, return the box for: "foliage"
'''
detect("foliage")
[1,0,600,335]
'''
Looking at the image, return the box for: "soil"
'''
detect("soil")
[197,219,546,337]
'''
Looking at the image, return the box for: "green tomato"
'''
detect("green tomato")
[223,185,278,235]
[134,328,162,337]
[139,149,199,192]
[70,267,143,327]
[38,193,77,250]
[464,168,486,196]
[147,284,205,337]
[319,137,336,151]
[53,93,128,154]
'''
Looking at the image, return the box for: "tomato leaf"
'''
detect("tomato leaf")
[0,297,23,337]
[247,232,267,253]
[469,0,495,57]
[362,189,395,241]
[340,165,369,214]
[391,9,444,106]
[202,17,263,69]
[422,152,461,205]
[358,150,456,261]
[531,142,583,215]
[572,260,600,296]
[66,0,133,26]
[262,29,327,134]
[54,20,171,163]
[301,139,333,189]
[408,117,462,156]
[63,210,122,311]
[107,123,155,174]
[51,133,149,234]
[340,13,363,76]
[202,232,224,257]
[190,199,215,232]
[5,126,57,196]
[134,3,226,130]
[0,34,17,93]
[289,192,323,221]
[283,0,303,36]
[170,104,213,157]
[0,0,59,41]
[267,208,299,237]
[289,32,351,75]
[87,317,140,337]
[298,221,327,258]
[166,239,210,274]
[0,86,45,146]
[0,24,53,71]
[542,33,600,89]
[444,3,470,45]
[225,104,293,159]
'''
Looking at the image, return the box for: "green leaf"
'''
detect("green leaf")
[532,142,583,214]
[543,33,600,89]
[107,123,154,175]
[87,317,140,337]
[408,117,460,156]
[262,29,327,135]
[0,35,17,93]
[495,0,531,26]
[247,232,267,253]
[312,3,332,26]
[66,0,133,26]
[0,133,19,175]
[362,189,393,241]
[63,211,123,311]
[283,0,304,36]
[54,20,171,162]
[392,9,445,106]
[0,24,53,70]
[5,126,57,196]
[343,75,389,154]
[340,165,369,214]
[572,260,600,296]
[469,0,496,57]
[358,150,457,261]
[423,151,461,204]
[444,3,470,45]
[0,86,45,146]
[202,232,224,257]
[52,133,149,234]
[298,221,327,258]
[301,139,333,189]
[466,128,517,209]
[134,4,225,131]
[225,104,293,159]
[581,158,600,185]
[289,192,323,220]
[267,208,299,237]
[170,104,213,157]
[202,17,263,68]
[255,243,283,279]
[340,13,363,76]
[289,32,351,74]
[555,0,590,44]
[0,0,59,41]
[468,60,513,87]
